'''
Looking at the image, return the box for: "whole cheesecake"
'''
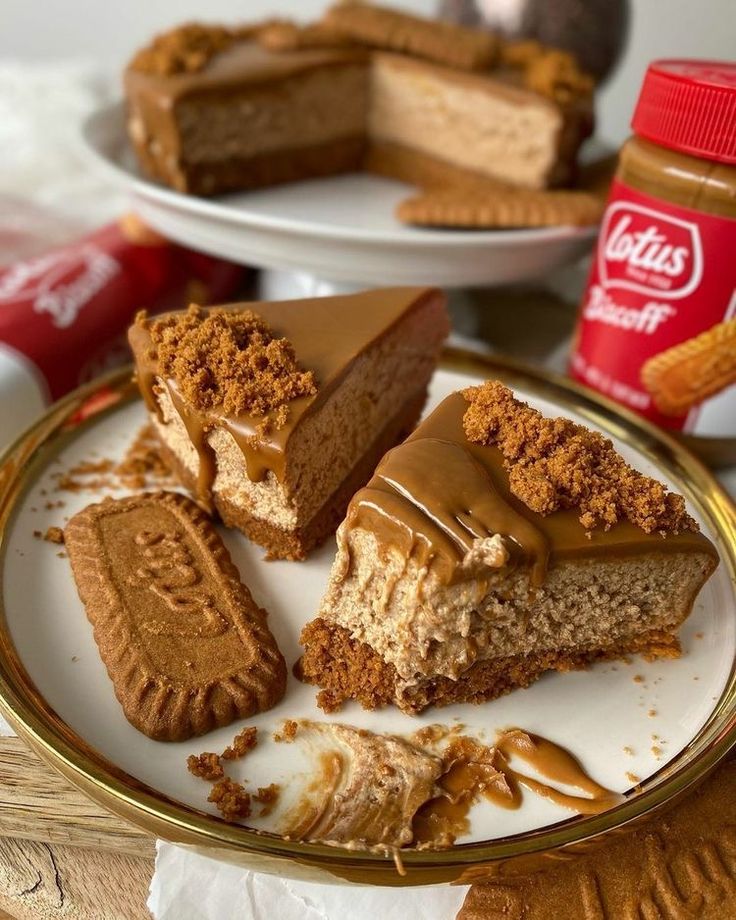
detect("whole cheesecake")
[299,382,718,712]
[129,287,449,560]
[123,3,593,201]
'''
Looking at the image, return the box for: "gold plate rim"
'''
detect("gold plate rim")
[0,349,734,885]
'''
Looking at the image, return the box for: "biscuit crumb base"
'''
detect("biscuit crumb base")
[140,304,317,426]
[299,619,681,714]
[462,381,697,534]
[222,726,258,761]
[187,752,224,781]
[208,778,252,822]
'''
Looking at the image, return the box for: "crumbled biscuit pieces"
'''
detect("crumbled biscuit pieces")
[463,381,698,534]
[222,726,258,761]
[254,783,281,816]
[397,187,603,229]
[500,40,594,103]
[187,752,224,781]
[43,526,65,545]
[274,719,299,742]
[321,1,498,71]
[128,22,265,76]
[115,423,174,490]
[208,778,252,822]
[139,305,317,428]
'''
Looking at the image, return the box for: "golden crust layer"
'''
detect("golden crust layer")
[298,619,681,715]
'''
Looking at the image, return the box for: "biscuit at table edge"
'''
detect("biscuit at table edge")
[65,490,286,741]
[458,757,736,919]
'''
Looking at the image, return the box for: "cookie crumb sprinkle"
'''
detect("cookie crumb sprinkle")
[187,752,224,781]
[462,381,697,534]
[222,726,258,761]
[141,305,317,428]
[208,778,252,822]
[45,526,65,545]
[255,783,280,816]
[274,719,299,743]
[129,23,261,76]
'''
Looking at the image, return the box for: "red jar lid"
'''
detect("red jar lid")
[632,60,736,165]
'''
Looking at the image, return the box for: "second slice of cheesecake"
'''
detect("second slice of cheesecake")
[300,381,718,712]
[129,287,448,560]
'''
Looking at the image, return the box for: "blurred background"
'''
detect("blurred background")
[1,0,732,146]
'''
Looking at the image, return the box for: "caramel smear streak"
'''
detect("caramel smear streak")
[414,728,622,847]
[276,722,620,853]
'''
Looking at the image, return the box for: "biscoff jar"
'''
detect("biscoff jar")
[570,60,736,465]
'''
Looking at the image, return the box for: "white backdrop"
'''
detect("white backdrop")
[1,0,733,146]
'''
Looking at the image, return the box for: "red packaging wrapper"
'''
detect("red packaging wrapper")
[0,217,246,445]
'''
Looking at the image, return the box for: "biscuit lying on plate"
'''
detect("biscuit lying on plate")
[65,491,286,741]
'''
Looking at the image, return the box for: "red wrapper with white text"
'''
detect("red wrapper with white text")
[0,217,246,446]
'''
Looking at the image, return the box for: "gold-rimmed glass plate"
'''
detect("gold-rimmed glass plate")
[0,350,734,886]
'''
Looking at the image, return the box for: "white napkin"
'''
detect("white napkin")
[148,842,470,920]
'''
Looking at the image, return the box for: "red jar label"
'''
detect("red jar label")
[570,179,736,435]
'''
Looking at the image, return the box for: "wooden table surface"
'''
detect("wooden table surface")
[0,736,155,919]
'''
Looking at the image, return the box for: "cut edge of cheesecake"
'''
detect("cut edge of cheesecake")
[123,16,593,197]
[299,384,719,713]
[128,287,449,560]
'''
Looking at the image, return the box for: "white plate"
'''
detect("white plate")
[1,360,734,873]
[79,102,598,286]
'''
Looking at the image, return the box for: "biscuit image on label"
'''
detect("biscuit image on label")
[641,318,736,417]
[65,491,286,741]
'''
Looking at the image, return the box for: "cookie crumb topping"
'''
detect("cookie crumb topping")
[140,305,317,429]
[462,381,697,534]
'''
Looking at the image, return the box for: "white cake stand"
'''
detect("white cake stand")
[80,102,597,291]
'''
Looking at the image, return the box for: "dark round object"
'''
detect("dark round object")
[438,0,631,83]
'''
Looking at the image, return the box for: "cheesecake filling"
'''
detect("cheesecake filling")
[369,54,562,189]
[316,385,718,691]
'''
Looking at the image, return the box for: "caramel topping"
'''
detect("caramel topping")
[414,729,621,847]
[346,436,548,586]
[463,381,698,535]
[126,12,591,104]
[337,390,715,595]
[139,304,316,433]
[128,22,264,76]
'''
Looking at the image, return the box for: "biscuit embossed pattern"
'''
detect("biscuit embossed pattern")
[0,353,734,885]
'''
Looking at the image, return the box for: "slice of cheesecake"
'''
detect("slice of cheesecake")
[128,288,449,560]
[300,381,718,713]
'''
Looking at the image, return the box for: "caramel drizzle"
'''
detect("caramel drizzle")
[414,729,622,846]
[344,438,549,587]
